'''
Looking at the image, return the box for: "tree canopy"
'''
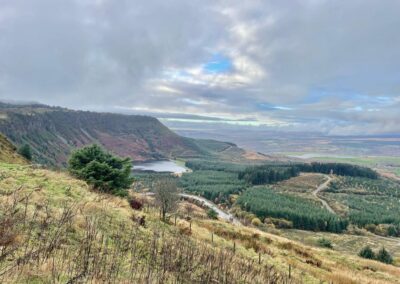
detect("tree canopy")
[68,144,133,196]
[358,246,375,259]
[376,247,393,264]
[18,144,32,161]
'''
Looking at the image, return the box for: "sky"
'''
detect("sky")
[0,0,399,135]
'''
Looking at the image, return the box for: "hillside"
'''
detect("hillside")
[1,163,399,283]
[0,134,27,164]
[0,163,294,283]
[0,103,244,166]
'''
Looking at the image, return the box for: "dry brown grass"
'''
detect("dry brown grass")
[0,163,298,283]
[0,134,28,165]
[2,163,400,283]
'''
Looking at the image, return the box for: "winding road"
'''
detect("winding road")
[142,174,336,225]
[141,192,242,225]
[179,193,242,226]
[312,175,336,214]
[182,175,337,222]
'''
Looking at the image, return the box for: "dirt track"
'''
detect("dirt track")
[312,175,335,214]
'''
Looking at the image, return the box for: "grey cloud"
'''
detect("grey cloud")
[0,0,399,134]
[0,0,225,105]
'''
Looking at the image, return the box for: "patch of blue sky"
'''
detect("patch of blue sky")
[273,106,293,110]
[256,103,293,111]
[346,106,363,112]
[203,53,232,74]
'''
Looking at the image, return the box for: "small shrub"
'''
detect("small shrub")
[129,197,144,210]
[305,258,322,267]
[365,223,376,234]
[265,217,293,229]
[317,238,333,249]
[376,247,393,264]
[0,217,19,246]
[207,208,218,219]
[178,225,192,236]
[358,246,375,259]
[251,217,262,226]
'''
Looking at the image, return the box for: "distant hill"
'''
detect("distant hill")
[0,102,244,166]
[0,134,27,164]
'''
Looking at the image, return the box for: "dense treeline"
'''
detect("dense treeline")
[238,166,299,185]
[237,188,348,232]
[238,162,378,185]
[347,196,400,227]
[179,170,246,203]
[295,162,378,179]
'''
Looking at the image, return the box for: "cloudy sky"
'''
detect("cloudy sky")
[0,0,399,135]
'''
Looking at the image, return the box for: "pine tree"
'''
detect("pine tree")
[358,246,375,259]
[18,144,32,160]
[376,247,393,264]
[68,144,133,196]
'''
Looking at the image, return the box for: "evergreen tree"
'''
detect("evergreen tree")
[68,144,133,196]
[358,246,375,259]
[18,144,32,160]
[376,247,393,264]
[387,225,398,237]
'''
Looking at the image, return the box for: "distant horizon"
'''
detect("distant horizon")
[2,99,400,139]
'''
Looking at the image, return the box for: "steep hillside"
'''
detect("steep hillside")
[0,163,295,283]
[0,134,27,164]
[1,163,399,283]
[0,103,241,166]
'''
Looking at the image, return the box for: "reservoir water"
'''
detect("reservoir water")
[133,160,188,174]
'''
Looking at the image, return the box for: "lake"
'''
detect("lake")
[133,160,188,174]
